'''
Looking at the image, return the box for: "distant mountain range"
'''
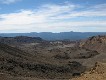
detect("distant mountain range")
[0,32,106,40]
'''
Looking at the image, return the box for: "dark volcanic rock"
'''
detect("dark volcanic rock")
[0,42,86,79]
[74,51,99,59]
[0,36,43,44]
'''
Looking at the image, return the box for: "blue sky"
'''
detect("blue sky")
[0,0,106,33]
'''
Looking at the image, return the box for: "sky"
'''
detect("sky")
[0,0,106,33]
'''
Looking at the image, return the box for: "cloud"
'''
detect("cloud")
[50,3,106,20]
[92,3,106,11]
[0,3,106,32]
[0,0,21,4]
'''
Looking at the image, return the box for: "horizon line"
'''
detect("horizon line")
[0,31,106,34]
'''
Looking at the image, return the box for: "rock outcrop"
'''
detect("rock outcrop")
[79,35,106,53]
[71,62,106,80]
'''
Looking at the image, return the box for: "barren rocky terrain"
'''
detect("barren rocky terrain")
[0,35,106,80]
[72,62,106,80]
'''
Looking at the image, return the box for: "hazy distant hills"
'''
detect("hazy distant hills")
[0,32,106,40]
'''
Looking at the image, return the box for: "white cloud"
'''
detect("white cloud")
[0,3,106,32]
[50,3,106,20]
[0,10,46,24]
[0,0,21,4]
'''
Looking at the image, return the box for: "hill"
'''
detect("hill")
[0,36,43,44]
[0,32,106,40]
[79,35,106,53]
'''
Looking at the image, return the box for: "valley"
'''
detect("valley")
[0,35,106,80]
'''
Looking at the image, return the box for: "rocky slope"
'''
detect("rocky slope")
[79,35,106,53]
[0,42,86,79]
[72,35,106,80]
[71,62,106,80]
